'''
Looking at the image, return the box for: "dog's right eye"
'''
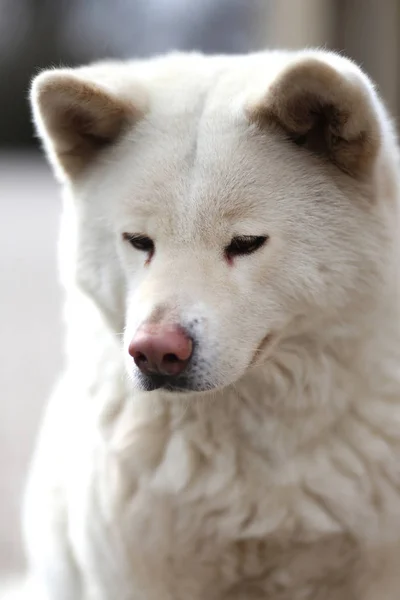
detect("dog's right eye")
[225,235,268,261]
[122,233,155,254]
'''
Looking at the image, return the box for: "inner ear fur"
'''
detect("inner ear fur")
[31,70,138,178]
[249,56,381,177]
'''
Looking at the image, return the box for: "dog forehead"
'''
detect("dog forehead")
[115,113,290,231]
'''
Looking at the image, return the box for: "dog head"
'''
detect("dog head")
[31,51,396,393]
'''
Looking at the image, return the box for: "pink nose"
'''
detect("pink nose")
[129,324,193,377]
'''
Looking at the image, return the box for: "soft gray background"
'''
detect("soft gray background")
[0,156,62,574]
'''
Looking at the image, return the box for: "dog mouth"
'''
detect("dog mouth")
[249,331,277,368]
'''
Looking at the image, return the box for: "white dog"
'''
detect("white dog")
[24,49,400,599]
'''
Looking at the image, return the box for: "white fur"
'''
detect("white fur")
[24,50,400,599]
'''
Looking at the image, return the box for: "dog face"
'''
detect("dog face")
[32,51,393,393]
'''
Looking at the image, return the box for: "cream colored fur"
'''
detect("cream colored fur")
[24,50,400,599]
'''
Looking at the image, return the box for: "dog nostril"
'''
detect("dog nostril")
[135,352,148,367]
[163,353,180,364]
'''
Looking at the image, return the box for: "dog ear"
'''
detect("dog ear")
[248,54,381,178]
[31,69,141,179]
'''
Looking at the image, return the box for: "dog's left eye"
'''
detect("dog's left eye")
[123,233,155,254]
[225,235,268,260]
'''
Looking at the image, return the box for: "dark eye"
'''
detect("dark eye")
[225,235,268,260]
[123,233,155,254]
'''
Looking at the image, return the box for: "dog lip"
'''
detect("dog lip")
[250,331,276,367]
[138,373,196,393]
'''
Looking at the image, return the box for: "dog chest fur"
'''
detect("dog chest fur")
[25,324,400,600]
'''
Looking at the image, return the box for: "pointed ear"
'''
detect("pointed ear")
[31,68,141,179]
[248,54,381,178]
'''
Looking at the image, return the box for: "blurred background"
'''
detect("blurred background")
[0,0,399,583]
